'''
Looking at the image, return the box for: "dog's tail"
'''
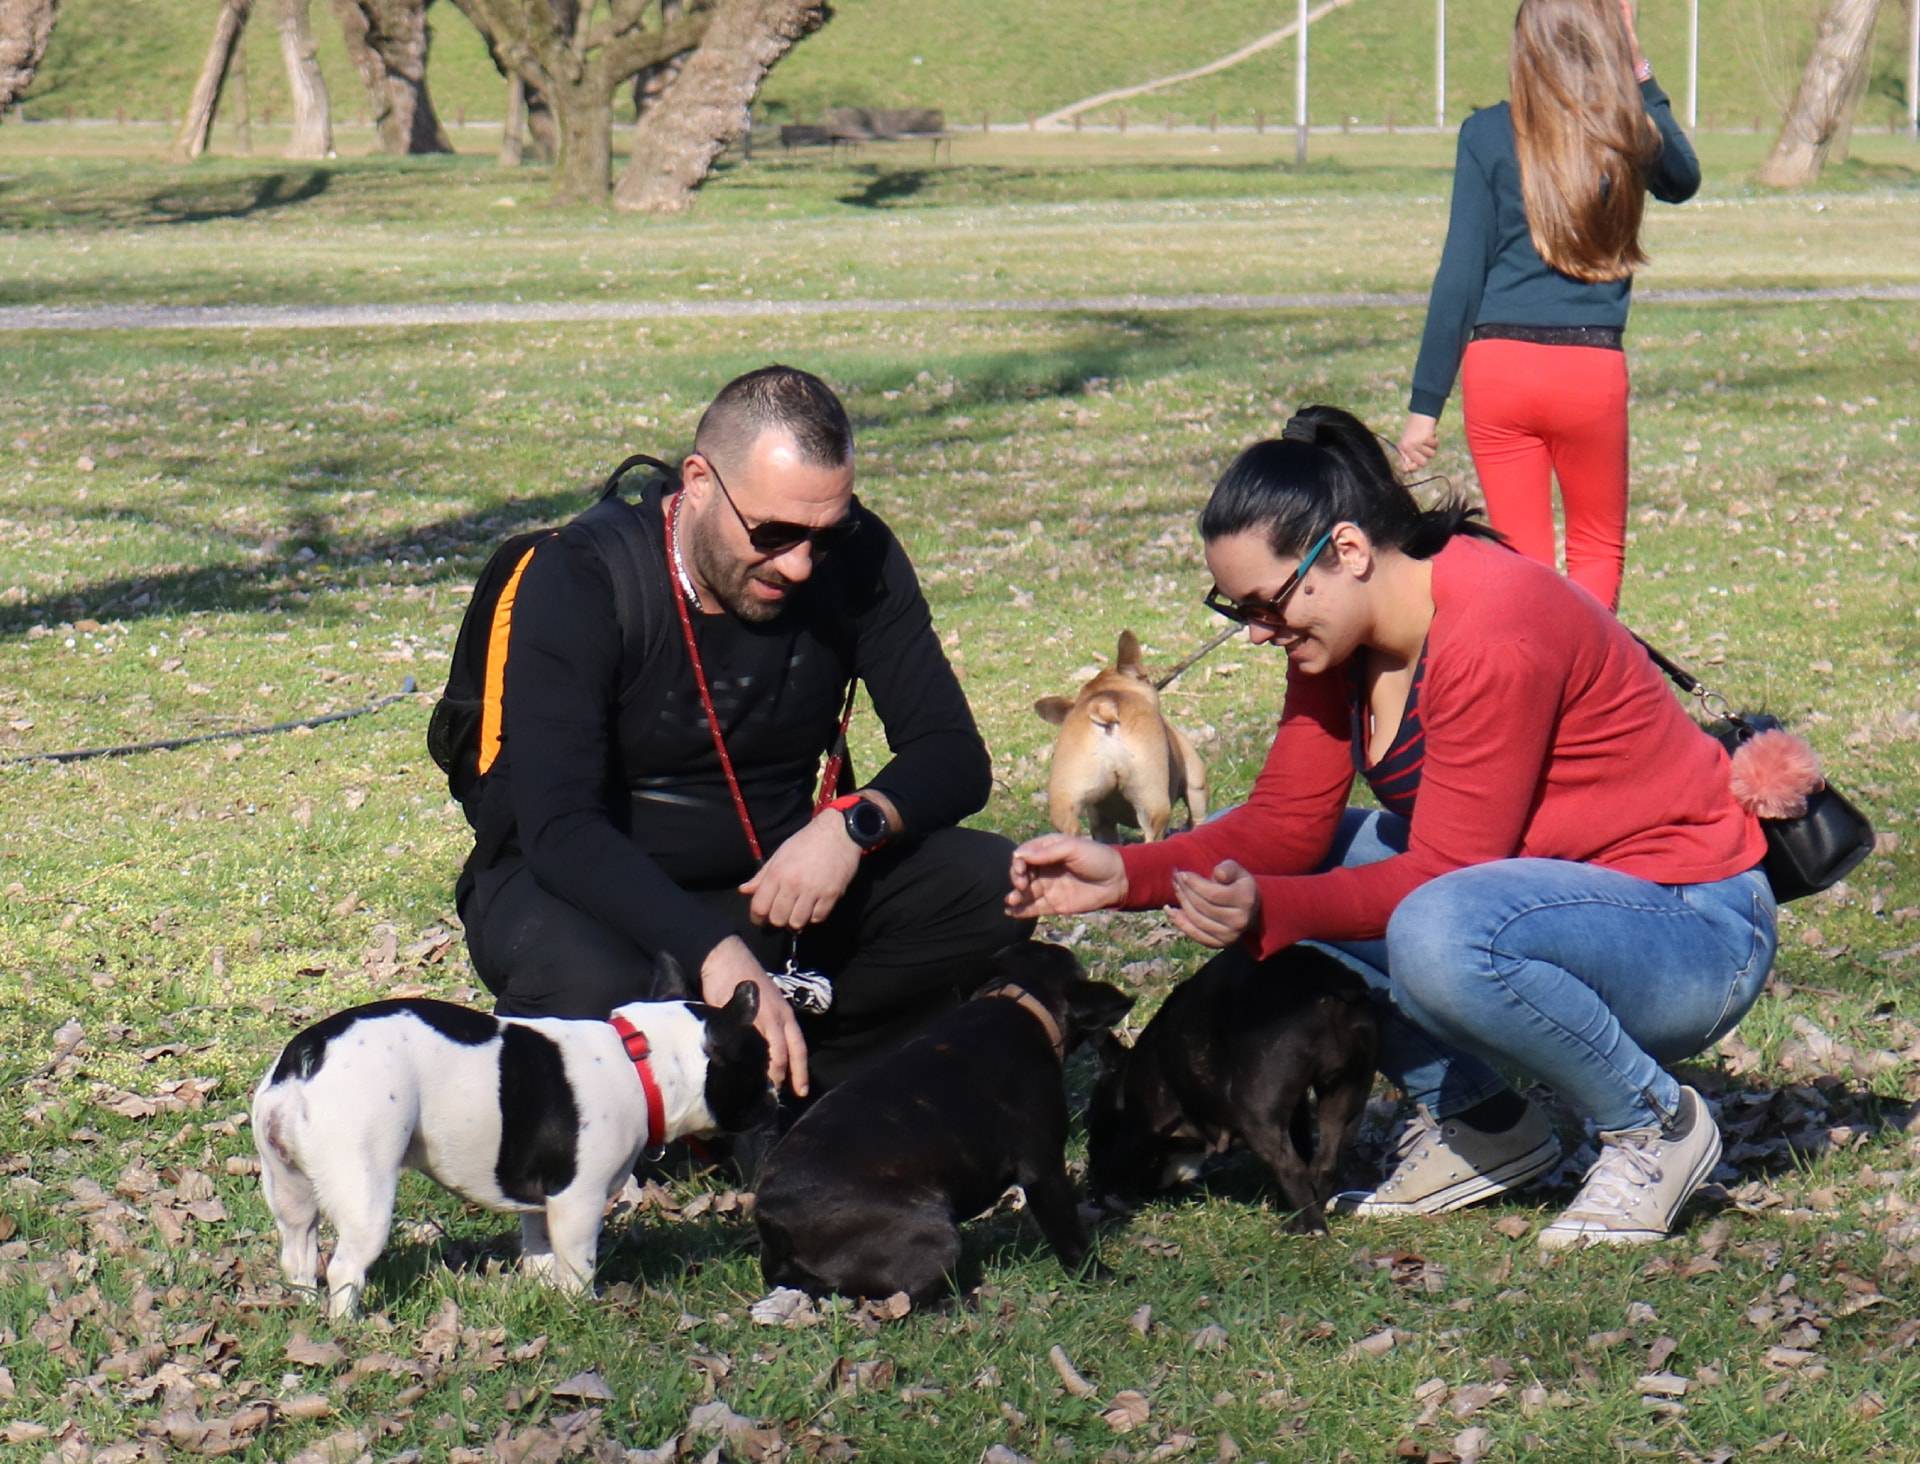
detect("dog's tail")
[1086,693,1122,731]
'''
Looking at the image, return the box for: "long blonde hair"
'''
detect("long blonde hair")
[1510,0,1660,282]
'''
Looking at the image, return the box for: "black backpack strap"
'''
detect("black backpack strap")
[574,462,677,698]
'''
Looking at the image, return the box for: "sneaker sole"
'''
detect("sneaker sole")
[1536,1123,1724,1251]
[1331,1136,1564,1217]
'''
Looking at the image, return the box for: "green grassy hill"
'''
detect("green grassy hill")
[18,0,1920,134]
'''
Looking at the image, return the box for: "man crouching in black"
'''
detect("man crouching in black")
[455,364,1029,1101]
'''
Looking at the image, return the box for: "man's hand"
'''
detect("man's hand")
[1398,413,1439,473]
[701,936,809,1097]
[741,807,861,931]
[1169,860,1260,949]
[1006,833,1128,918]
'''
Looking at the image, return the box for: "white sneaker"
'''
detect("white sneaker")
[1537,1086,1722,1251]
[1332,1101,1562,1217]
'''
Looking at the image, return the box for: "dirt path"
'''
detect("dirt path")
[1033,0,1365,130]
[4,284,1917,333]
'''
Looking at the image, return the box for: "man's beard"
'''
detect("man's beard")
[684,502,794,624]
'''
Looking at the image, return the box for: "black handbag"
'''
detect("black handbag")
[1638,639,1876,902]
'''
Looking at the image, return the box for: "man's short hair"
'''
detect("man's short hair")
[693,365,853,471]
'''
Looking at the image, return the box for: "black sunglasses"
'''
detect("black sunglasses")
[697,454,860,557]
[1202,527,1333,630]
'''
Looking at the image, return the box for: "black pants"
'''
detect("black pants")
[460,826,1032,1091]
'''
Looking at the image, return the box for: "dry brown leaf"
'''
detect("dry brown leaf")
[285,1333,347,1369]
[748,1287,818,1329]
[285,1427,368,1464]
[686,1399,783,1461]
[1190,1323,1229,1353]
[282,1394,332,1420]
[1048,1344,1097,1398]
[1453,1425,1493,1463]
[1129,1304,1153,1336]
[1342,1327,1405,1361]
[1765,1346,1819,1369]
[1489,1215,1532,1240]
[1637,1372,1690,1398]
[1647,1336,1679,1371]
[1448,1382,1508,1420]
[982,1447,1032,1464]
[1102,1390,1151,1433]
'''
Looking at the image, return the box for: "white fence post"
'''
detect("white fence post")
[1436,0,1447,129]
[1296,0,1310,163]
[1687,0,1700,129]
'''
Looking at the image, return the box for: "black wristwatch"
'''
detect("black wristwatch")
[828,794,890,854]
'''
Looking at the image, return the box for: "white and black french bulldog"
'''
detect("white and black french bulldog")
[252,985,773,1318]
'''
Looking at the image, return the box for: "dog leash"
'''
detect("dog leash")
[1150,623,1240,692]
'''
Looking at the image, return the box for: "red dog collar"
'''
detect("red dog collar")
[608,1014,668,1161]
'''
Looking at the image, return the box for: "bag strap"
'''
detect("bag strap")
[1632,633,1757,738]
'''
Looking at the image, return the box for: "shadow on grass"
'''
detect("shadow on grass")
[141,168,335,225]
[838,167,933,208]
[0,483,590,634]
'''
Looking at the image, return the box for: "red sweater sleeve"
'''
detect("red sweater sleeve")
[1247,631,1560,954]
[1119,663,1356,907]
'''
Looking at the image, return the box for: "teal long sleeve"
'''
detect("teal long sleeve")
[1408,78,1701,420]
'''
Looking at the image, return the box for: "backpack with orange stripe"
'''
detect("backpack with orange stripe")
[427,455,672,828]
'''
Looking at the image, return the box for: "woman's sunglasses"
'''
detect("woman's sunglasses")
[1202,527,1333,630]
[698,453,861,557]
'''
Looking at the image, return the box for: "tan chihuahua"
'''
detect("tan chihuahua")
[1034,631,1209,842]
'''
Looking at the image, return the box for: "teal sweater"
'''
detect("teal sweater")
[1409,78,1701,418]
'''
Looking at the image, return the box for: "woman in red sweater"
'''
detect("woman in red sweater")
[1010,405,1776,1249]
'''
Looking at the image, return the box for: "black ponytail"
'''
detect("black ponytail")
[1200,405,1503,560]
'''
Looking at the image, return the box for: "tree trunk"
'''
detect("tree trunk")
[1757,0,1885,186]
[550,72,614,203]
[450,0,711,201]
[172,0,254,161]
[614,0,826,214]
[0,0,60,113]
[500,73,527,163]
[278,0,333,157]
[330,0,453,153]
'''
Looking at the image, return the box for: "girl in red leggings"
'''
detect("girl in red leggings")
[1397,0,1700,611]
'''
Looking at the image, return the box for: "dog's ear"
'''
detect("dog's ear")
[1090,1027,1130,1077]
[1115,630,1143,671]
[1067,978,1135,1037]
[1033,696,1073,726]
[722,980,760,1026]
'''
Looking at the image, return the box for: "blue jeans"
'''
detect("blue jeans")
[1308,809,1778,1132]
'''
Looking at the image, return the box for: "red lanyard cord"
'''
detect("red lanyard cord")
[667,490,766,862]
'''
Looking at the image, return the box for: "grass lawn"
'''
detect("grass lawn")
[21,0,1920,133]
[1,127,1918,1461]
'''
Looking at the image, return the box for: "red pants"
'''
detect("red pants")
[1460,338,1630,611]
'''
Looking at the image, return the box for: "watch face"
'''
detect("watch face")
[845,798,888,848]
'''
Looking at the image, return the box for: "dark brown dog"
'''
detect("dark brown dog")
[1085,944,1377,1232]
[754,942,1133,1305]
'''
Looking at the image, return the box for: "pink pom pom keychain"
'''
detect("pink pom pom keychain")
[1728,728,1824,820]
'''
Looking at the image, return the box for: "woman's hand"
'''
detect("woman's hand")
[1169,861,1261,949]
[1398,413,1439,473]
[1616,0,1648,73]
[1006,834,1128,918]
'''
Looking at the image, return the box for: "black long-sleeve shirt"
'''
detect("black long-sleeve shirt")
[1409,77,1701,418]
[485,478,991,975]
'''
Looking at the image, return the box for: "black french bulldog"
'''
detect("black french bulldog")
[754,941,1134,1305]
[1085,944,1377,1233]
